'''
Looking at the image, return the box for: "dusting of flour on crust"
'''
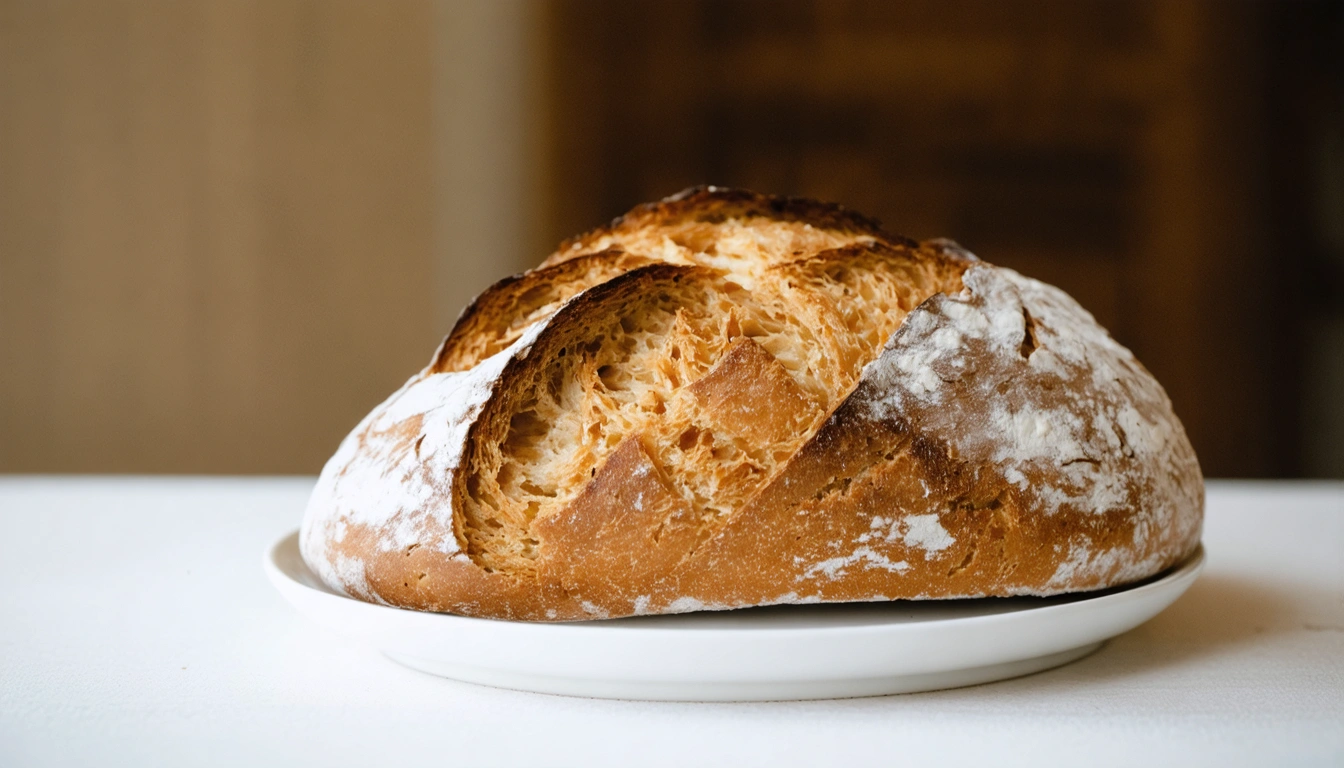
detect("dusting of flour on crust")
[856,514,955,557]
[300,322,548,598]
[854,263,1202,588]
[801,548,910,581]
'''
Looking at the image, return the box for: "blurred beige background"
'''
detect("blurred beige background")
[1,0,546,473]
[2,0,1341,477]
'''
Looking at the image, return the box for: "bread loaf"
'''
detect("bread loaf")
[300,187,1204,621]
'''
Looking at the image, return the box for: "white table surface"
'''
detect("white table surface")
[0,478,1341,767]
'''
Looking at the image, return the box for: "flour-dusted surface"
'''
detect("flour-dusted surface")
[852,264,1203,591]
[300,322,547,601]
[654,258,1203,613]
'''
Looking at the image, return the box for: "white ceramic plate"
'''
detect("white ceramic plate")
[265,531,1203,701]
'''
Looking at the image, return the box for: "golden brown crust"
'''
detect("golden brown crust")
[685,336,817,446]
[533,436,701,613]
[546,185,910,268]
[452,262,709,574]
[300,187,1204,621]
[434,249,652,373]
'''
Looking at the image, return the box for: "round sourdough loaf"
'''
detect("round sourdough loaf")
[300,187,1204,621]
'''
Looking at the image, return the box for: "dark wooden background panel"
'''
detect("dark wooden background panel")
[542,0,1341,478]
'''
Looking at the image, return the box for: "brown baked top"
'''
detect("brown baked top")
[300,187,1203,621]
